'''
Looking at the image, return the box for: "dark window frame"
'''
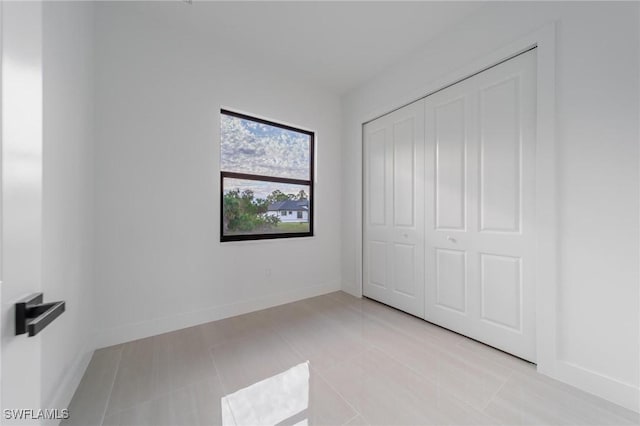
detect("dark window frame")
[220,109,314,242]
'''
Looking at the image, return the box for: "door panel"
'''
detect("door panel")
[368,241,387,288]
[363,117,391,305]
[367,129,387,226]
[479,76,522,233]
[425,75,476,336]
[393,117,415,227]
[435,98,466,231]
[435,248,467,313]
[425,50,536,362]
[393,244,415,297]
[364,100,424,317]
[480,253,522,331]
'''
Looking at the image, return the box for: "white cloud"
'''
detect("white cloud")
[221,115,310,180]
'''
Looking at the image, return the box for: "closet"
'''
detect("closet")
[363,49,537,362]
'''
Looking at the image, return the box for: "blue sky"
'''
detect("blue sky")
[221,114,311,200]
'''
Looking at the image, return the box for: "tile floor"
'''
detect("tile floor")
[64,292,640,426]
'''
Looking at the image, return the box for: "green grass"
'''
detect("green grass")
[224,221,310,236]
[274,222,309,233]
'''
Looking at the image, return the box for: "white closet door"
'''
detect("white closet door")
[363,100,425,317]
[424,50,537,361]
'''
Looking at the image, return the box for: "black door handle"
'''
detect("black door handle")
[15,293,66,337]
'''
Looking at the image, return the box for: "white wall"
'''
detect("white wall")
[93,2,342,347]
[341,2,639,412]
[41,1,95,414]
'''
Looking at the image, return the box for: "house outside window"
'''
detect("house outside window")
[220,110,314,241]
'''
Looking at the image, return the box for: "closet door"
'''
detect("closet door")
[363,100,425,317]
[424,50,537,361]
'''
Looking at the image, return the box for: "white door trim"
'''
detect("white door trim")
[0,0,3,414]
[357,21,559,381]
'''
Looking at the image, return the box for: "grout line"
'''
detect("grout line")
[364,341,492,414]
[319,344,372,375]
[208,346,239,426]
[266,312,366,425]
[204,311,366,425]
[103,373,218,419]
[341,413,360,426]
[481,369,512,411]
[98,345,124,426]
[313,362,366,425]
[294,295,512,423]
[100,336,216,420]
[272,310,372,376]
[207,345,228,394]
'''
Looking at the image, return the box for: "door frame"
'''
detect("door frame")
[358,23,558,375]
[0,0,3,413]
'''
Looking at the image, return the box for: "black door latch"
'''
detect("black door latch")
[15,293,65,337]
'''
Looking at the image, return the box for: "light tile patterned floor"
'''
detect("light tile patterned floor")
[64,292,640,426]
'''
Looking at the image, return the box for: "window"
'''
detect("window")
[220,109,314,241]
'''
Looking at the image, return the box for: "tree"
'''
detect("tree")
[296,190,308,200]
[266,190,290,205]
[223,189,279,234]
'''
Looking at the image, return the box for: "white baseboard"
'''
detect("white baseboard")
[554,360,639,414]
[42,342,94,426]
[94,280,341,349]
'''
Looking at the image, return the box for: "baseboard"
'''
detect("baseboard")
[554,360,639,414]
[94,280,341,349]
[41,342,94,426]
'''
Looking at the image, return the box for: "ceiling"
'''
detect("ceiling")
[143,1,486,94]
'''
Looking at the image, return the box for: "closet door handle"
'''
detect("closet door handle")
[446,235,457,243]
